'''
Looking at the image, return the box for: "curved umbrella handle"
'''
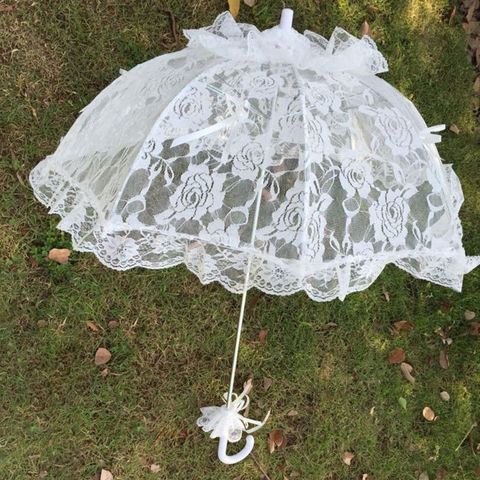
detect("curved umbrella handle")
[217,434,254,464]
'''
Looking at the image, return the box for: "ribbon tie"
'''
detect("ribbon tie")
[171,89,262,148]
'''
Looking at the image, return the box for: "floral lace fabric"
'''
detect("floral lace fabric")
[30,12,479,301]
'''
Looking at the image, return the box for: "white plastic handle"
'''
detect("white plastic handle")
[217,434,254,464]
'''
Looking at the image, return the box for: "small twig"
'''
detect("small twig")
[251,452,272,480]
[455,422,477,452]
[127,318,139,334]
[162,9,178,44]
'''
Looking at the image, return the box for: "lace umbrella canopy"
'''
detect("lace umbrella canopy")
[30,9,479,463]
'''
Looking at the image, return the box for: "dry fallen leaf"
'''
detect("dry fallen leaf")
[393,320,415,333]
[400,362,415,384]
[100,470,113,480]
[449,124,460,135]
[270,429,287,448]
[287,409,298,417]
[440,391,450,402]
[100,368,109,378]
[150,464,161,473]
[267,433,275,454]
[342,451,354,466]
[228,0,240,17]
[388,347,406,364]
[464,310,476,321]
[467,1,479,23]
[267,429,286,454]
[243,0,256,6]
[258,329,268,345]
[108,320,119,328]
[439,350,449,370]
[95,347,112,366]
[243,377,253,394]
[382,286,390,302]
[474,76,480,94]
[362,475,369,480]
[361,20,372,37]
[419,472,429,480]
[436,468,448,480]
[263,377,273,391]
[463,21,480,35]
[422,406,436,422]
[86,321,100,332]
[47,248,71,264]
[469,322,480,336]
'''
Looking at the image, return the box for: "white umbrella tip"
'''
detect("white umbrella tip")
[279,8,294,30]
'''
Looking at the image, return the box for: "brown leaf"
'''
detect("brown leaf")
[342,451,354,466]
[469,322,480,336]
[86,321,100,332]
[422,406,436,422]
[325,322,338,328]
[467,1,479,23]
[150,464,161,473]
[228,0,240,17]
[440,301,452,313]
[439,350,449,369]
[287,409,298,417]
[100,470,113,480]
[393,320,415,333]
[436,468,448,480]
[463,21,480,35]
[243,377,253,394]
[388,347,406,364]
[440,391,450,402]
[267,433,275,454]
[263,377,273,391]
[474,76,480,95]
[361,20,372,37]
[382,286,390,302]
[243,0,256,6]
[267,429,287,453]
[108,320,119,329]
[449,124,460,134]
[258,329,268,345]
[95,347,112,366]
[400,362,415,384]
[47,248,71,264]
[464,310,476,321]
[100,368,109,378]
[419,472,429,480]
[270,429,286,448]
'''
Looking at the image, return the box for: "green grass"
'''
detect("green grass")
[1,0,479,479]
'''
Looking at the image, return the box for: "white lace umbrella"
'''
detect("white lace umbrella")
[30,9,479,463]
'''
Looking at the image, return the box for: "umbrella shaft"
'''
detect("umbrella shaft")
[227,255,253,408]
[226,166,267,407]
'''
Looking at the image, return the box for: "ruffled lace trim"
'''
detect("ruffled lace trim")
[184,11,388,75]
[30,163,477,302]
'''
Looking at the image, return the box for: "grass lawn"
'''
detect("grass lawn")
[1,0,479,479]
